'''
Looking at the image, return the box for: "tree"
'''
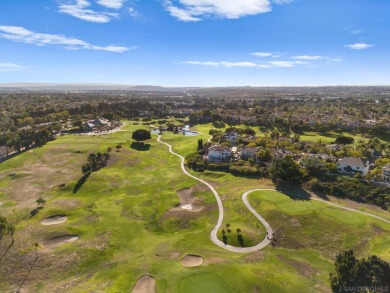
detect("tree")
[335,136,355,145]
[197,138,204,150]
[330,250,390,292]
[72,120,83,130]
[132,129,151,143]
[0,216,14,245]
[269,156,303,182]
[36,197,46,208]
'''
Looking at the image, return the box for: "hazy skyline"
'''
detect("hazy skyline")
[1,0,389,86]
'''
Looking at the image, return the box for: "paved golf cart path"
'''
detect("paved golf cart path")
[157,135,390,253]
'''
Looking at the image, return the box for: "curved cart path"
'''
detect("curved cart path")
[157,135,273,253]
[156,135,389,253]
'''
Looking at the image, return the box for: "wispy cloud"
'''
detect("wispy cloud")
[251,51,282,58]
[0,26,130,52]
[293,55,323,60]
[0,63,26,72]
[328,57,343,62]
[344,43,374,50]
[269,60,296,67]
[184,61,259,68]
[272,0,293,4]
[59,0,119,23]
[128,7,139,18]
[183,59,307,68]
[163,0,277,22]
[97,0,125,9]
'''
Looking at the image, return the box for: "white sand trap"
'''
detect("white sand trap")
[41,215,67,225]
[132,275,155,293]
[175,188,204,212]
[180,254,204,267]
[45,235,79,247]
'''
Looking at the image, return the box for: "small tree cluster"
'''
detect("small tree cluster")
[82,152,110,174]
[330,250,390,292]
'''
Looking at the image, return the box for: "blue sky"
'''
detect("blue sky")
[0,0,389,86]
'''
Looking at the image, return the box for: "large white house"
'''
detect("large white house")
[337,157,370,177]
[240,147,259,160]
[382,164,390,182]
[208,146,232,162]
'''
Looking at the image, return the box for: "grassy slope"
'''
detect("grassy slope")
[0,122,389,292]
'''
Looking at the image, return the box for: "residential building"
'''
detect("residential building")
[240,147,259,160]
[382,164,390,182]
[207,146,232,162]
[337,157,370,177]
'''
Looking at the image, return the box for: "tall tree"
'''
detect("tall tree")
[132,129,151,143]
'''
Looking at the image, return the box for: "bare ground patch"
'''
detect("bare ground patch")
[132,275,155,293]
[180,254,204,267]
[278,255,320,278]
[174,187,205,212]
[41,215,67,225]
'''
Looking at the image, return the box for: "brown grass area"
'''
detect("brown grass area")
[277,255,320,278]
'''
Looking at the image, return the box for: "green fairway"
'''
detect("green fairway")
[0,122,389,292]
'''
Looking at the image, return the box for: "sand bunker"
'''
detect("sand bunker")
[174,188,204,212]
[180,254,204,267]
[132,275,155,293]
[45,235,79,247]
[41,215,67,225]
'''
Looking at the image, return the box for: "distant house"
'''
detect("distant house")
[224,132,240,144]
[207,146,232,162]
[337,157,370,177]
[83,118,111,131]
[93,118,110,127]
[382,164,390,182]
[0,146,7,158]
[83,122,95,131]
[273,148,293,159]
[326,144,342,151]
[240,147,259,160]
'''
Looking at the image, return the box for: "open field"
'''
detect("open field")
[0,122,389,292]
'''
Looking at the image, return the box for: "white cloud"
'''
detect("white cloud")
[251,52,274,57]
[163,0,274,22]
[272,0,293,4]
[328,57,343,62]
[183,60,304,68]
[59,0,119,23]
[0,63,26,72]
[185,61,258,68]
[128,7,139,18]
[0,26,130,53]
[269,60,296,67]
[293,55,323,60]
[97,0,125,9]
[344,43,374,50]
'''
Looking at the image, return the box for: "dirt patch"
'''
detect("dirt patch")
[244,251,266,263]
[180,254,204,267]
[44,235,79,247]
[41,215,67,225]
[174,187,204,212]
[132,275,155,293]
[52,199,82,209]
[278,255,319,278]
[203,257,227,265]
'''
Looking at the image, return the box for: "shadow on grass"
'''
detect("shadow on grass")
[73,173,90,194]
[275,183,311,201]
[130,142,151,151]
[212,121,225,128]
[29,207,43,218]
[0,237,14,261]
